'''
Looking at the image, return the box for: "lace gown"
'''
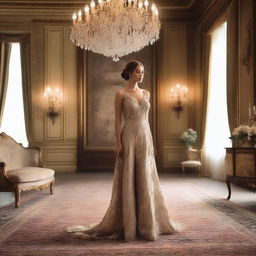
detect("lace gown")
[67,89,176,241]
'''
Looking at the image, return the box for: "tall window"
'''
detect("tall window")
[203,22,231,180]
[0,43,28,147]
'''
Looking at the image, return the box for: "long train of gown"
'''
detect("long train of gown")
[67,89,176,241]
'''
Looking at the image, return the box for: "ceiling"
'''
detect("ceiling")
[0,0,200,10]
[0,0,212,23]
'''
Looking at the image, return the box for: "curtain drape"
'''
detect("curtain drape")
[0,41,11,126]
[0,34,31,142]
[200,35,211,148]
[199,0,233,148]
[20,39,32,142]
[202,0,238,135]
[227,0,239,132]
[200,1,236,179]
[0,34,29,43]
[203,23,230,180]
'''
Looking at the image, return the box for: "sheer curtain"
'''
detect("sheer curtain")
[0,43,28,147]
[203,22,231,180]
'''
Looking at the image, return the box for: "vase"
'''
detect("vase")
[239,139,252,147]
[186,145,193,150]
[232,138,252,147]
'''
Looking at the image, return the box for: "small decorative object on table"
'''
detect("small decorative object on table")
[180,128,197,149]
[229,125,256,147]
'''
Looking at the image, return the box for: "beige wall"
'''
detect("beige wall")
[31,25,78,171]
[237,0,254,124]
[157,23,191,170]
[0,9,194,172]
[0,13,78,171]
[0,0,254,174]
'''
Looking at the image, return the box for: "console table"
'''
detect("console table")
[225,147,256,199]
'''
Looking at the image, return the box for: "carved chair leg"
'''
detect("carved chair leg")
[15,188,21,208]
[50,182,54,195]
[226,175,231,200]
[182,166,185,175]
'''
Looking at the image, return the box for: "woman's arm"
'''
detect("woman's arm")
[144,89,157,156]
[114,90,123,158]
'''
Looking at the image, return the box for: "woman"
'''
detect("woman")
[67,60,176,241]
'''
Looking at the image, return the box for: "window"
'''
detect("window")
[203,22,231,180]
[0,43,28,147]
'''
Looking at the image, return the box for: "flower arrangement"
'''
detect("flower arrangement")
[229,125,256,146]
[180,128,197,148]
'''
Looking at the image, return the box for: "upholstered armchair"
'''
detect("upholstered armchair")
[0,132,55,208]
[181,148,202,176]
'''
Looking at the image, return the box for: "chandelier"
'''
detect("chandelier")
[70,0,160,61]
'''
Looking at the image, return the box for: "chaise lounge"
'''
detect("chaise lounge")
[0,132,55,208]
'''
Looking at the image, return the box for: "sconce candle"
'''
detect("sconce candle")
[169,83,188,119]
[43,86,62,125]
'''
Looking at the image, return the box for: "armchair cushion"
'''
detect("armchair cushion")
[181,160,201,167]
[0,132,55,208]
[7,167,55,183]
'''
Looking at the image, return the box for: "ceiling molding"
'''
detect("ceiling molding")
[0,0,196,10]
[0,0,218,24]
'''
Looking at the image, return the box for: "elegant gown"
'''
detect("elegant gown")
[67,89,176,241]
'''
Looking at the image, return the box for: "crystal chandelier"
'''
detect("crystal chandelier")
[70,0,160,61]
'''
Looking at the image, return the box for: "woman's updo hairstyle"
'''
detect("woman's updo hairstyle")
[121,60,143,81]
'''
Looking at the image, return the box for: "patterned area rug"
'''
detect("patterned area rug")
[0,173,256,256]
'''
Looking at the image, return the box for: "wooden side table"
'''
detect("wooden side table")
[225,147,256,199]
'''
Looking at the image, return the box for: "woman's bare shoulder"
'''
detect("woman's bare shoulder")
[115,88,126,98]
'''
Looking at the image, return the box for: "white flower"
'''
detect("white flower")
[232,127,240,136]
[239,125,250,133]
[180,131,188,140]
[248,126,256,136]
[230,124,256,145]
[232,125,250,135]
[180,128,197,146]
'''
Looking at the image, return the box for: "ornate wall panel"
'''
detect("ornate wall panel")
[0,0,254,175]
[86,48,154,149]
[45,27,64,139]
[238,0,254,124]
[157,24,189,170]
[31,25,78,171]
[31,24,45,142]
[63,28,78,141]
[78,46,156,171]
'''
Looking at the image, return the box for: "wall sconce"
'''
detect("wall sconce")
[43,86,63,125]
[170,83,188,119]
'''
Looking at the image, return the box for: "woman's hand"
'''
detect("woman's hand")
[115,143,123,158]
